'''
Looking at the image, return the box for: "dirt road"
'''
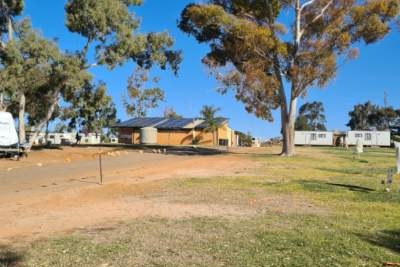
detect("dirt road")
[0,147,258,242]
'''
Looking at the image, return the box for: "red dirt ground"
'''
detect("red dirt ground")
[0,147,259,243]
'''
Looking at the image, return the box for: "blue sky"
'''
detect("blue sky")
[23,0,400,138]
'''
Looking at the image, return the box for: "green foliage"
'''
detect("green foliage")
[347,101,400,130]
[9,147,400,266]
[179,0,399,154]
[163,107,182,119]
[65,0,181,72]
[236,131,253,147]
[0,0,24,33]
[295,101,327,131]
[0,19,91,142]
[179,0,399,121]
[62,82,117,134]
[123,67,165,118]
[200,105,221,131]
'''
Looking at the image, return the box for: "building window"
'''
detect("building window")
[310,133,317,141]
[365,133,372,141]
[219,139,228,146]
[355,133,363,138]
[318,134,326,139]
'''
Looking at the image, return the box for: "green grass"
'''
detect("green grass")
[2,147,400,266]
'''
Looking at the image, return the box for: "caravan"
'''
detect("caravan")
[0,111,24,158]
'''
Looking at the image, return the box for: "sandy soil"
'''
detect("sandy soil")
[0,147,259,242]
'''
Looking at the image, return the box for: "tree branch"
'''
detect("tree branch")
[310,0,333,24]
[300,0,316,11]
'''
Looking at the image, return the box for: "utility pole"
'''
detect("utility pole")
[384,91,389,130]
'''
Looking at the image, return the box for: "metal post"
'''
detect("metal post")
[99,152,103,185]
[395,142,400,174]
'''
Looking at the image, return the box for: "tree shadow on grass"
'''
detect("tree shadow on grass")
[0,245,24,267]
[358,230,400,254]
[326,183,375,193]
[298,180,374,193]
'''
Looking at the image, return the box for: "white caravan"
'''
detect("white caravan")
[0,111,24,158]
[295,131,334,146]
[0,112,19,147]
[346,131,391,147]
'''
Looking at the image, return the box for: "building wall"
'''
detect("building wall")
[346,131,391,147]
[295,131,334,146]
[158,130,192,145]
[118,128,140,144]
[118,128,217,146]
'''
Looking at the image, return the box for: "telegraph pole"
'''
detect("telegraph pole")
[384,91,389,130]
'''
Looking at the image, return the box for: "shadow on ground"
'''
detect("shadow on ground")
[298,180,375,193]
[326,183,375,193]
[358,230,400,254]
[0,245,24,267]
[53,144,226,156]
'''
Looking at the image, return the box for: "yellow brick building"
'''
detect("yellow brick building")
[115,117,239,147]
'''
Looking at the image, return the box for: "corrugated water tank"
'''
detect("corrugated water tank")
[140,127,158,145]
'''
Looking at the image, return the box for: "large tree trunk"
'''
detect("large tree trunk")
[281,97,298,157]
[18,93,26,143]
[26,94,59,151]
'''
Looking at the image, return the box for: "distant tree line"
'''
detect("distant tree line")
[347,101,400,131]
[0,0,181,150]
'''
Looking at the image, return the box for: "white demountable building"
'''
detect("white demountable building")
[346,131,391,147]
[295,131,334,146]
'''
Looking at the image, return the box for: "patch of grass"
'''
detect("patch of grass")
[20,215,400,267]
[3,146,400,266]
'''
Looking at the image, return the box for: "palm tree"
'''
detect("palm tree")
[200,105,221,146]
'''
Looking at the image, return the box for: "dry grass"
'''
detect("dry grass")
[1,146,400,267]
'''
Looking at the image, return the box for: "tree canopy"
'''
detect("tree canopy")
[0,0,182,148]
[164,107,182,119]
[347,101,400,130]
[62,81,117,134]
[123,67,165,118]
[179,0,399,155]
[295,101,327,131]
[65,0,181,72]
[0,20,91,147]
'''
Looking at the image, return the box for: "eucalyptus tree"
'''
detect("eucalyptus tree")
[347,101,378,130]
[295,101,326,131]
[64,0,181,136]
[0,0,24,111]
[62,81,117,135]
[65,0,181,78]
[0,20,91,147]
[164,107,182,119]
[347,101,399,130]
[179,0,399,156]
[123,67,164,118]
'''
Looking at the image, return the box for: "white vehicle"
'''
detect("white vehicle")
[346,131,391,147]
[0,112,18,147]
[0,111,24,158]
[295,131,334,146]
